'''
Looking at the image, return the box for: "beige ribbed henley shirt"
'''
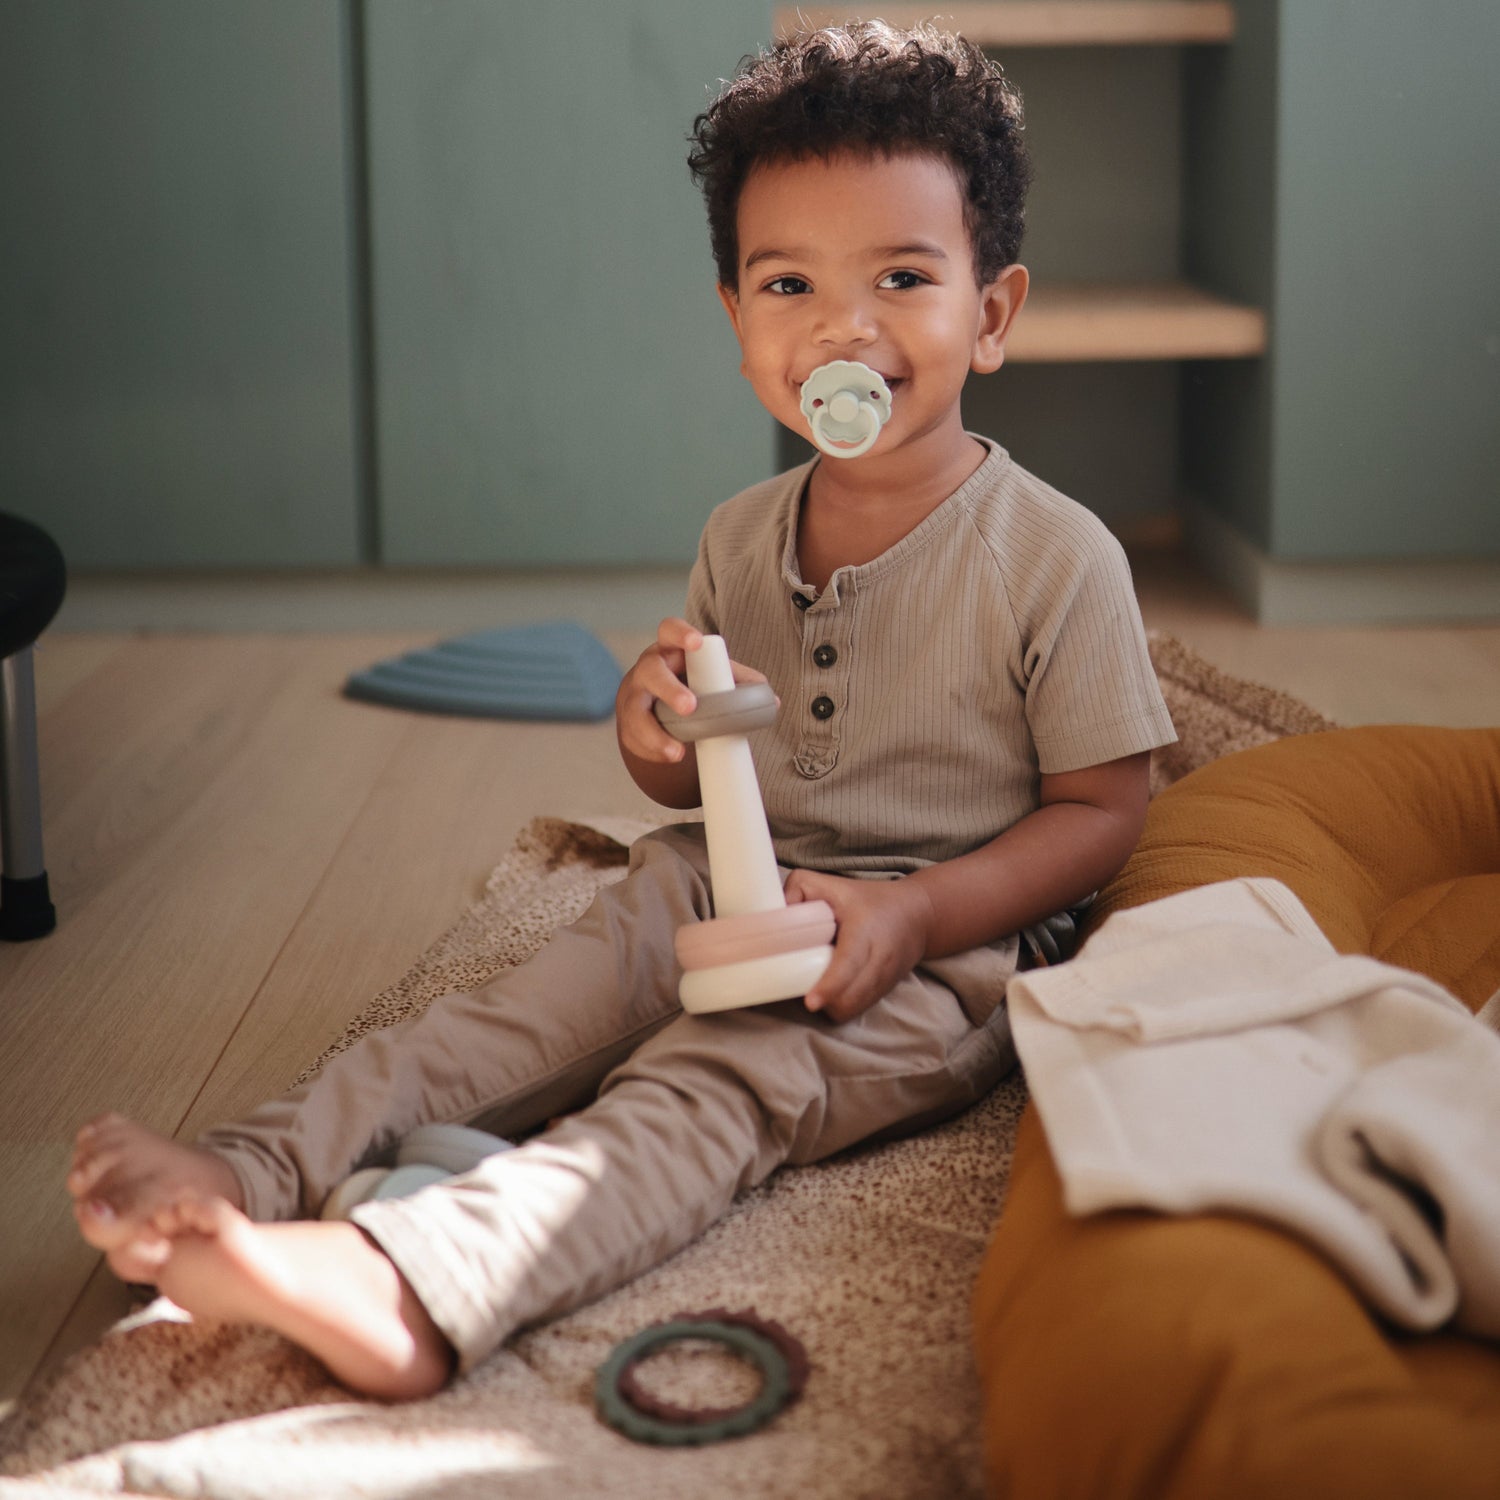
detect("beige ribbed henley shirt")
[685,438,1176,878]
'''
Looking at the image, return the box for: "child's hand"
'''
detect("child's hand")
[617,618,704,765]
[783,870,936,1023]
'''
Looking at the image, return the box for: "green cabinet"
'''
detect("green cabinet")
[1185,1,1500,563]
[0,0,363,568]
[1,0,773,571]
[365,1,774,566]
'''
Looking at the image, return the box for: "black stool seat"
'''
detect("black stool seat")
[1,514,67,657]
[1,512,67,940]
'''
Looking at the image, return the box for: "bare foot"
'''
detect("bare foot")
[67,1112,244,1281]
[143,1194,453,1400]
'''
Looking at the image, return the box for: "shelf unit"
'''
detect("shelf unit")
[1007,281,1265,363]
[772,2,1260,367]
[776,3,1235,48]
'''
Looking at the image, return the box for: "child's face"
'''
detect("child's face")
[717,151,1025,465]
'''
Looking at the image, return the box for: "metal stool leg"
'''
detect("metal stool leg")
[0,646,56,939]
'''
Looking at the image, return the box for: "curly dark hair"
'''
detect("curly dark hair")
[687,21,1031,290]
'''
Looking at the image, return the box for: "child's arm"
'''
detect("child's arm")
[615,618,772,810]
[783,750,1152,1022]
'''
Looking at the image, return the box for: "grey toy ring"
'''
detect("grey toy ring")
[595,1309,809,1446]
[654,680,778,742]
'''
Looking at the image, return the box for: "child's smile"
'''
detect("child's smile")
[717,151,1026,484]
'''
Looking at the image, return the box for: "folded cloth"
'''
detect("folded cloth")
[1008,877,1500,1338]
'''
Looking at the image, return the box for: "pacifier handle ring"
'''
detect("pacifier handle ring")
[810,401,880,459]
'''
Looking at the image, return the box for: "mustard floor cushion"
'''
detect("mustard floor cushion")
[973,725,1500,1500]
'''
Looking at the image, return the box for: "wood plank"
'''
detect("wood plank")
[774,3,1236,47]
[179,663,661,1135]
[1006,281,1267,362]
[23,1263,138,1400]
[0,637,414,1398]
[1132,552,1500,726]
[31,636,130,715]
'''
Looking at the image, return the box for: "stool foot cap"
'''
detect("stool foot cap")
[0,872,55,941]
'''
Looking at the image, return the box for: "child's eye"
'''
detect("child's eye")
[764,275,811,296]
[879,270,928,291]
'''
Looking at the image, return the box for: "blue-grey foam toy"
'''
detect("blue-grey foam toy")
[344,620,622,721]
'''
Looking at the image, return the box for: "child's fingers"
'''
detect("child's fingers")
[810,957,883,1023]
[644,657,697,717]
[804,939,862,1015]
[623,644,696,717]
[655,617,703,655]
[618,701,691,765]
[637,724,689,763]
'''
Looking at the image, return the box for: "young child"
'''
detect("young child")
[67,21,1175,1401]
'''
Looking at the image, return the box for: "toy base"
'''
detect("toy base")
[678,945,835,1014]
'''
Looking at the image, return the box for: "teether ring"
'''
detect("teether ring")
[595,1308,809,1446]
[664,636,835,1013]
[799,360,893,459]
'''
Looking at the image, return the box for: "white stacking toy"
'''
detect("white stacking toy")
[799,360,893,459]
[655,635,836,1013]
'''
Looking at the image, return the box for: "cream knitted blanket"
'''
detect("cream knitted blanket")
[0,635,1334,1499]
[1010,876,1500,1337]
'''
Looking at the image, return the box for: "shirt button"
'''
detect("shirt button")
[792,593,812,611]
[811,695,835,721]
[813,643,838,668]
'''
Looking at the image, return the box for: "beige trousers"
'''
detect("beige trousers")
[199,826,1018,1371]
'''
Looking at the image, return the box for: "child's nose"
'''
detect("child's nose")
[813,290,877,347]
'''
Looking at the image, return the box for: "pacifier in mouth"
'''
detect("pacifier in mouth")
[798,360,893,459]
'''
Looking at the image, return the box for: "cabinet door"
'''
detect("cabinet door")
[0,0,362,568]
[366,1,774,567]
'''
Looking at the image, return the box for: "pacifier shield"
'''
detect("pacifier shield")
[799,360,893,459]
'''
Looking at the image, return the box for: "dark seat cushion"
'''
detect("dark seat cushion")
[0,513,67,658]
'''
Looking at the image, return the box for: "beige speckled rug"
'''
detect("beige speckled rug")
[0,635,1336,1500]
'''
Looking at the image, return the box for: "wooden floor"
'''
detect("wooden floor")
[3,553,1499,1407]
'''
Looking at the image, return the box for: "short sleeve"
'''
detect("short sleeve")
[1017,521,1177,774]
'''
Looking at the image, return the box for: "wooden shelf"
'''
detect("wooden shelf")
[773,3,1236,47]
[1004,282,1266,362]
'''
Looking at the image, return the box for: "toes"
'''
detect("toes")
[68,1113,136,1193]
[147,1193,208,1240]
[73,1194,132,1252]
[107,1234,172,1286]
[175,1195,230,1237]
[145,1190,241,1247]
[75,1111,128,1154]
[66,1146,120,1199]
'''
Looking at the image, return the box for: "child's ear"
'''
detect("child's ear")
[717,282,745,341]
[716,283,749,376]
[972,263,1029,374]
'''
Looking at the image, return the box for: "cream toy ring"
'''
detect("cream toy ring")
[799,360,893,459]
